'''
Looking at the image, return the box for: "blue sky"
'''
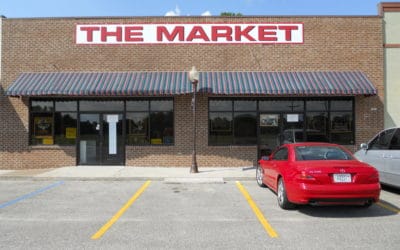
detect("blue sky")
[0,0,398,18]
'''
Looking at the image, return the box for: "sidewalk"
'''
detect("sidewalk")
[0,166,256,182]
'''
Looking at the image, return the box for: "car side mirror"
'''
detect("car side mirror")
[261,156,269,161]
[360,143,368,150]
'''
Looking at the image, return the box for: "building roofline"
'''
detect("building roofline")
[0,15,382,21]
[379,2,400,16]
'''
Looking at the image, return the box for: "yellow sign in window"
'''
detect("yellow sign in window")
[66,127,77,139]
[42,138,54,145]
[151,138,162,144]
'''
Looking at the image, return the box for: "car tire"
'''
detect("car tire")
[361,200,373,208]
[277,178,295,210]
[256,164,266,187]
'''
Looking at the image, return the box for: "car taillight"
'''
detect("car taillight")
[295,171,316,182]
[367,172,380,183]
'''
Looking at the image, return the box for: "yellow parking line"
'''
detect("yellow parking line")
[91,180,151,240]
[236,181,278,238]
[377,201,400,214]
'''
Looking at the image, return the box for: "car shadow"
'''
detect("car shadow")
[297,199,399,218]
[381,184,400,194]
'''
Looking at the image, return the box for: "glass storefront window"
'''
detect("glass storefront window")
[259,100,303,112]
[55,101,77,112]
[210,100,232,111]
[150,111,174,145]
[79,101,124,111]
[150,100,173,112]
[306,112,329,142]
[126,100,149,111]
[126,113,149,145]
[54,112,77,145]
[306,100,328,111]
[31,101,54,112]
[126,99,174,145]
[282,114,304,143]
[209,112,233,145]
[234,112,257,144]
[330,112,353,144]
[30,98,174,146]
[31,113,53,145]
[331,100,353,111]
[234,100,256,111]
[209,98,355,146]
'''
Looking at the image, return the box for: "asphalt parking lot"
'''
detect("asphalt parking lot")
[0,180,399,250]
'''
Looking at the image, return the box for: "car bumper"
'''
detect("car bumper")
[286,182,381,205]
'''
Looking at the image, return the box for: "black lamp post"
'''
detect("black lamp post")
[189,66,199,173]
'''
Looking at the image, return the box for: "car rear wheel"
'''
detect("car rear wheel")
[277,178,295,209]
[361,200,373,208]
[256,165,266,187]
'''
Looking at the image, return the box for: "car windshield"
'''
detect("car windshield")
[295,146,353,161]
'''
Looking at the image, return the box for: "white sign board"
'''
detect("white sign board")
[287,114,299,122]
[107,115,118,155]
[76,23,304,45]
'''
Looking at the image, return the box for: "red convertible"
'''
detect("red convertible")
[256,143,381,209]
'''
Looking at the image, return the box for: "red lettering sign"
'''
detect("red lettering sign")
[258,26,278,41]
[234,26,255,41]
[157,26,184,41]
[186,26,210,41]
[211,26,233,41]
[101,26,123,42]
[76,23,303,44]
[125,26,144,42]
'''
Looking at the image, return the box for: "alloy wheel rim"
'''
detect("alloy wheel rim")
[256,167,262,184]
[278,181,283,204]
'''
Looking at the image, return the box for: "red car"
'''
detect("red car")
[256,142,381,209]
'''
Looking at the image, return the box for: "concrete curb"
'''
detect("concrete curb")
[0,166,256,182]
[0,176,255,182]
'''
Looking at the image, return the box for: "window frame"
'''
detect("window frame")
[209,99,258,146]
[208,97,355,146]
[29,98,175,146]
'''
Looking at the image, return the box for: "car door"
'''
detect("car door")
[384,128,400,188]
[357,128,396,183]
[266,147,289,191]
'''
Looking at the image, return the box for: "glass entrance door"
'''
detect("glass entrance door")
[281,113,304,144]
[259,114,281,158]
[258,113,304,159]
[78,113,124,165]
[101,114,124,165]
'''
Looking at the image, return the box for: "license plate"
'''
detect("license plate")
[333,174,351,183]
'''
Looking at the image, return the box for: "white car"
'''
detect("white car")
[354,127,400,189]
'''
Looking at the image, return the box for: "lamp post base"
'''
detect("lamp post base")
[190,152,199,173]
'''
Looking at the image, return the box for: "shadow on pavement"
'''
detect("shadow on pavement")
[297,199,398,218]
[381,184,400,194]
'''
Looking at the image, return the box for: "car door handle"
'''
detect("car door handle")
[383,154,392,159]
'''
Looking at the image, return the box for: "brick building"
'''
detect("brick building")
[0,14,384,169]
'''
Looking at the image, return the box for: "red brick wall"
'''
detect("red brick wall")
[0,16,384,169]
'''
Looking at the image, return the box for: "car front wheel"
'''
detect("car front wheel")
[256,165,266,187]
[277,178,295,209]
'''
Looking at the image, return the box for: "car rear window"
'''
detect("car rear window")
[295,146,353,161]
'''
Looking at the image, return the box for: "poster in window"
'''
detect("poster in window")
[129,120,146,135]
[65,127,77,139]
[286,114,299,123]
[34,116,53,137]
[260,114,279,127]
